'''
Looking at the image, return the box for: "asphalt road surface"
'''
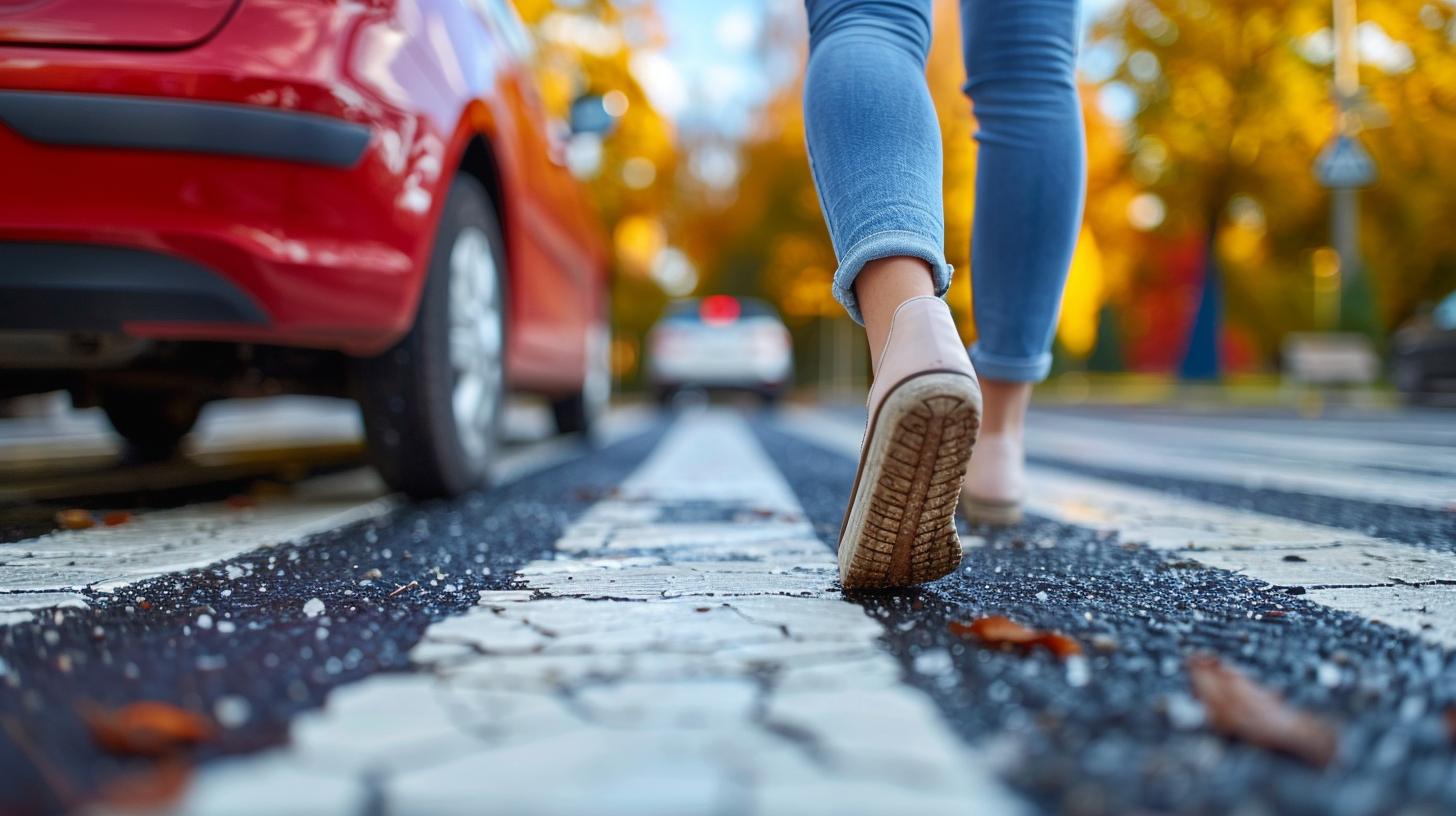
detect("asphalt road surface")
[1,398,1454,815]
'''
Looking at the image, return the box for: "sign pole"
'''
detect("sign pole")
[1329,0,1363,331]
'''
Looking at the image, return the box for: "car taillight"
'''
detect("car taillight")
[700,295,740,327]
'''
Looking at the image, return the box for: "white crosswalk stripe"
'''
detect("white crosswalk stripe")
[1026,412,1456,510]
[175,411,1025,815]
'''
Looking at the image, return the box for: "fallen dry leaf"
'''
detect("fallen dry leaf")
[102,511,133,527]
[1445,708,1456,745]
[948,615,1083,659]
[1187,654,1338,767]
[224,494,257,509]
[83,702,215,758]
[55,509,95,530]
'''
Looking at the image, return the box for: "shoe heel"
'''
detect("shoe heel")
[838,373,981,589]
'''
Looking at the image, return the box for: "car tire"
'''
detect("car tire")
[551,322,610,437]
[101,389,203,462]
[356,177,506,499]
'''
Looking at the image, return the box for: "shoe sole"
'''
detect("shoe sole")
[959,494,1023,526]
[838,372,982,590]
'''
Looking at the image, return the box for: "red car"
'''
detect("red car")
[0,0,611,497]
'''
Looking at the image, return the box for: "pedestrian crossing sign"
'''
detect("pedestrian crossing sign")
[1315,135,1376,188]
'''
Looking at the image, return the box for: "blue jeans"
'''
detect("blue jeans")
[804,0,1085,382]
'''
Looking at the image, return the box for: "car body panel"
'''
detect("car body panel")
[0,0,606,393]
[0,0,240,50]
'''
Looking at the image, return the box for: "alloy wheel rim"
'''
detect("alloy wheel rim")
[447,226,502,465]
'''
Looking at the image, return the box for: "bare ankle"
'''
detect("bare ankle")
[980,379,1032,437]
[854,257,936,371]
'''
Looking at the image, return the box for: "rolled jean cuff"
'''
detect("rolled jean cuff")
[831,230,952,326]
[968,343,1053,383]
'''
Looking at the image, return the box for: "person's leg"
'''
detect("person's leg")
[856,257,935,372]
[958,0,1085,520]
[804,0,982,587]
[804,0,948,363]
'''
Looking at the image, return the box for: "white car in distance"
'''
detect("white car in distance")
[646,296,793,406]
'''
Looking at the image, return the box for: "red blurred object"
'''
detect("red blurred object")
[700,295,741,326]
[0,0,605,366]
[0,0,610,496]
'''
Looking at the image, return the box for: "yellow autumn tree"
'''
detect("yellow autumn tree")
[1094,0,1456,360]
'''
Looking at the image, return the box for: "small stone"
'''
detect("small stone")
[303,598,326,617]
[1164,693,1206,730]
[214,695,251,728]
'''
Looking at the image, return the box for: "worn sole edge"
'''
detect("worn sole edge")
[838,372,982,589]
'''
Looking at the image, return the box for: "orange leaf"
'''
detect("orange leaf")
[83,702,215,758]
[102,511,133,527]
[224,495,257,509]
[1187,654,1338,768]
[55,509,94,530]
[1038,632,1084,659]
[949,615,1083,658]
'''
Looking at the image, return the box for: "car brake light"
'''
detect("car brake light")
[700,295,740,326]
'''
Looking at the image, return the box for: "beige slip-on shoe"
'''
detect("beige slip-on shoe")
[837,296,982,589]
[960,433,1025,526]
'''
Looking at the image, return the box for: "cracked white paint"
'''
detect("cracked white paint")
[781,409,1456,648]
[175,412,1024,815]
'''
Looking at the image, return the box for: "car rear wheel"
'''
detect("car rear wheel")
[101,389,203,462]
[551,321,610,437]
[357,177,505,498]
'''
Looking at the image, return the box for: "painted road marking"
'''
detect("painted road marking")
[1027,412,1456,509]
[176,411,1025,815]
[0,407,655,623]
[780,409,1456,648]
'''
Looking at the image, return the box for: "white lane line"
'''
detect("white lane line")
[177,411,1025,816]
[0,469,396,617]
[1027,413,1456,509]
[780,409,1456,648]
[0,407,656,624]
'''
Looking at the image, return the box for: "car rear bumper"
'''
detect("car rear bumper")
[648,360,793,390]
[0,102,424,354]
[0,243,266,332]
[0,0,449,356]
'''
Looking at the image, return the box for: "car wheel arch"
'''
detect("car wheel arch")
[451,128,517,323]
